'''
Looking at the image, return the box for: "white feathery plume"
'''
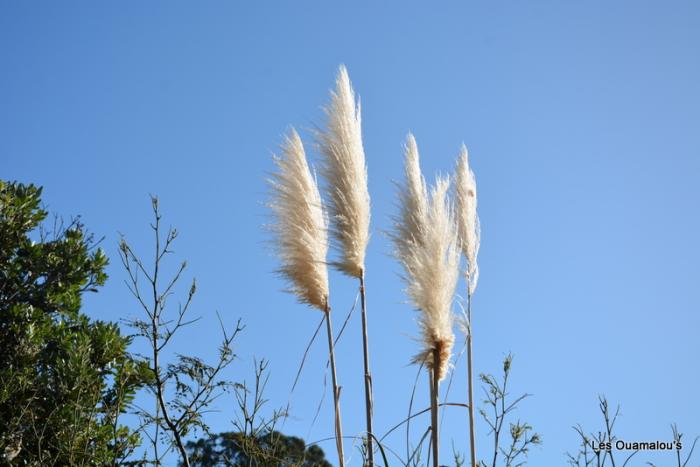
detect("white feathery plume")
[317,65,371,278]
[410,177,460,381]
[455,144,480,294]
[268,128,329,311]
[394,133,428,258]
[394,137,460,381]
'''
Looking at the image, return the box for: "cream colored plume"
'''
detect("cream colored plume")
[268,128,329,311]
[394,139,459,380]
[394,134,428,258]
[317,65,371,278]
[455,144,480,294]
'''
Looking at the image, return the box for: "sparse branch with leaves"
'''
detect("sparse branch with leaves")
[119,196,241,467]
[567,397,697,467]
[479,354,541,467]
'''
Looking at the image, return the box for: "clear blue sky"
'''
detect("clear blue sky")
[2,2,699,465]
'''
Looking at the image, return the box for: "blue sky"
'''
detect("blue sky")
[2,1,699,465]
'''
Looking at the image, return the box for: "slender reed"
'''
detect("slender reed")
[359,272,373,465]
[324,303,345,466]
[455,144,481,467]
[393,135,460,467]
[268,129,345,466]
[317,65,374,465]
[430,349,440,467]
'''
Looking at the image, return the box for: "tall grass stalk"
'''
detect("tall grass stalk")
[318,65,374,465]
[324,304,345,467]
[430,349,440,467]
[455,145,480,467]
[268,129,345,466]
[466,292,476,467]
[393,135,460,467]
[359,272,373,465]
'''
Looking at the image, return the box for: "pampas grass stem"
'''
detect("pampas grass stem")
[324,305,345,467]
[431,348,440,467]
[359,272,375,465]
[466,292,476,467]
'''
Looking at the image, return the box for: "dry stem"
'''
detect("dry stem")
[430,348,440,467]
[467,291,477,467]
[360,272,375,466]
[325,305,345,467]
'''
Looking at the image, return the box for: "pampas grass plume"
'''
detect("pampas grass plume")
[268,128,329,311]
[394,136,460,381]
[455,144,480,293]
[317,65,371,278]
[394,133,428,258]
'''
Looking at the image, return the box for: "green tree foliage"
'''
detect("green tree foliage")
[184,431,330,467]
[0,181,149,465]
